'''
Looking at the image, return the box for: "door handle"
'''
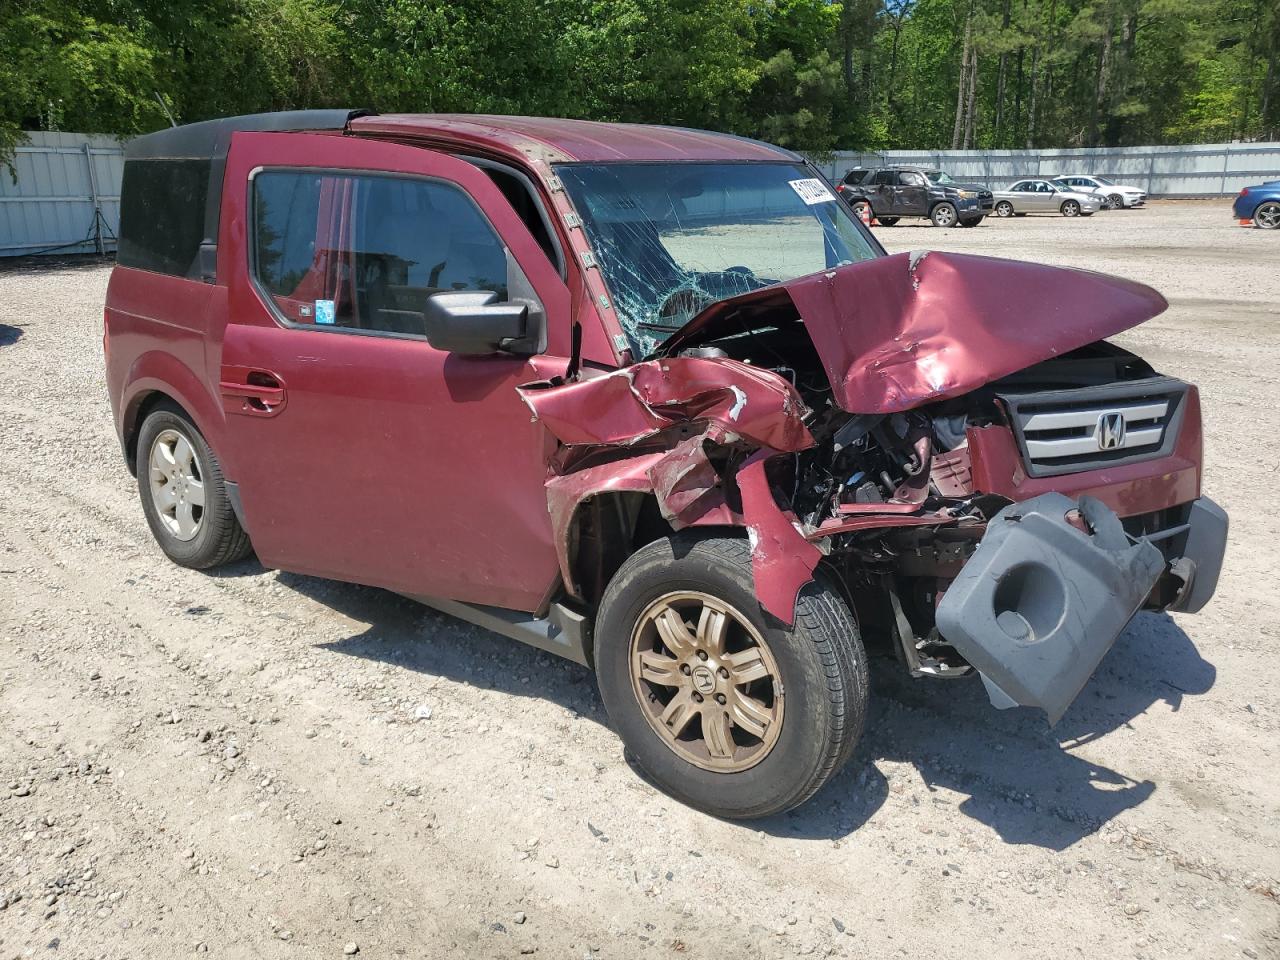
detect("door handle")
[220,369,287,417]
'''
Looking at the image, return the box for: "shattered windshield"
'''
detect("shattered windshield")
[924,170,958,185]
[555,162,878,356]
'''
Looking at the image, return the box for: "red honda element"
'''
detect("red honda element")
[105,111,1228,818]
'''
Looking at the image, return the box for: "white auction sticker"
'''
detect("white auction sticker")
[788,178,836,205]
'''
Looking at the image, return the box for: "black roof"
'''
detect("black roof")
[125,109,372,161]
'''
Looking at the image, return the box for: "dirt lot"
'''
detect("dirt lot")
[1,201,1277,960]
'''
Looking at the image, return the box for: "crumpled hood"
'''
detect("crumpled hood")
[658,251,1167,414]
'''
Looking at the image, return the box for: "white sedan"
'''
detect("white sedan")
[1053,175,1147,209]
[991,179,1099,218]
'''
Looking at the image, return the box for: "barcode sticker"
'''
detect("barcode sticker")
[788,178,836,205]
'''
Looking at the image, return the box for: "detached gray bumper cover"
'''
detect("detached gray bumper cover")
[936,493,1165,725]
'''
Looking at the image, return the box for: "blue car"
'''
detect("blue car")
[1233,180,1280,229]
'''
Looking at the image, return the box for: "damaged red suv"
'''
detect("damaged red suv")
[105,111,1228,818]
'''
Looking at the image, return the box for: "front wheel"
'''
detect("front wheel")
[959,216,983,227]
[1061,199,1081,217]
[877,216,900,226]
[594,535,867,819]
[994,200,1014,218]
[1107,193,1125,209]
[931,202,958,227]
[1254,201,1280,229]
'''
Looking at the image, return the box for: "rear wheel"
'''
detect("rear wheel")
[594,534,867,819]
[136,403,252,569]
[994,200,1014,218]
[931,202,958,227]
[1061,199,1081,217]
[877,216,900,226]
[1254,201,1280,229]
[959,216,983,227]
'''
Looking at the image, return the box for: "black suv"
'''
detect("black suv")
[837,166,994,228]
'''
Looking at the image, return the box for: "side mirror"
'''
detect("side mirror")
[422,291,536,355]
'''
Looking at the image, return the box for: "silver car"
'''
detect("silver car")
[992,179,1099,218]
[1052,175,1147,209]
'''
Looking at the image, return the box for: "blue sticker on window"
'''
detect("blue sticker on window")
[314,299,335,325]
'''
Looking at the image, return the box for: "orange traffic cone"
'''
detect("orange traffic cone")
[858,204,873,228]
[1239,219,1253,227]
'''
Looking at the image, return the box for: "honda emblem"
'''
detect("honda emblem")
[1096,412,1127,450]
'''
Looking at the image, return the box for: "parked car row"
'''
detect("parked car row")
[836,165,1150,226]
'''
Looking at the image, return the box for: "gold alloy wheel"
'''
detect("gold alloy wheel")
[629,591,784,773]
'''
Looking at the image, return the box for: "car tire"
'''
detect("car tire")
[1013,212,1028,217]
[1061,199,1081,217]
[594,534,868,819]
[850,200,872,221]
[1107,193,1125,209]
[959,217,982,227]
[1253,201,1280,229]
[931,202,958,227]
[136,402,253,569]
[877,217,900,226]
[994,201,1014,218]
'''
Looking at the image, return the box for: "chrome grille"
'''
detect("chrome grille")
[998,377,1188,478]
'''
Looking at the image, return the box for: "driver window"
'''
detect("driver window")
[872,170,897,186]
[252,171,508,337]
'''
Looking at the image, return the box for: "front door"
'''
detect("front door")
[214,132,573,612]
[895,171,928,216]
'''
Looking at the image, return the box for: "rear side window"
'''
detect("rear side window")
[251,171,509,337]
[117,159,210,277]
[872,170,897,186]
[842,168,869,185]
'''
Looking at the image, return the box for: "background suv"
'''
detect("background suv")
[837,165,993,227]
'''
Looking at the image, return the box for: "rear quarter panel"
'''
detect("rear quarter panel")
[105,267,228,471]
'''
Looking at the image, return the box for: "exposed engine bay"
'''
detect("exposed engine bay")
[663,322,1172,683]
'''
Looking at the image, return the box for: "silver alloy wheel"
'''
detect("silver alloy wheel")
[995,200,1014,217]
[933,204,956,227]
[1107,193,1125,209]
[148,428,205,541]
[1062,200,1080,217]
[1255,202,1280,229]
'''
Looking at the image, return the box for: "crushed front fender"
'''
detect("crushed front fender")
[935,493,1165,725]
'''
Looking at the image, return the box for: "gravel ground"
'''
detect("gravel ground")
[0,200,1277,960]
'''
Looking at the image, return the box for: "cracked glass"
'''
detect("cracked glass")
[556,162,878,356]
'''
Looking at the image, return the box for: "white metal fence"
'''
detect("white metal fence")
[809,142,1280,197]
[2,132,1278,258]
[0,132,123,257]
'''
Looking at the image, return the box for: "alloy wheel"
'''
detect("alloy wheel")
[1107,193,1124,209]
[1063,200,1080,217]
[1255,202,1280,229]
[629,591,784,773]
[148,428,205,541]
[995,201,1013,217]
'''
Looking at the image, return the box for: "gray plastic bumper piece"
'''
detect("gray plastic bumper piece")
[1166,496,1228,614]
[936,492,1165,725]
